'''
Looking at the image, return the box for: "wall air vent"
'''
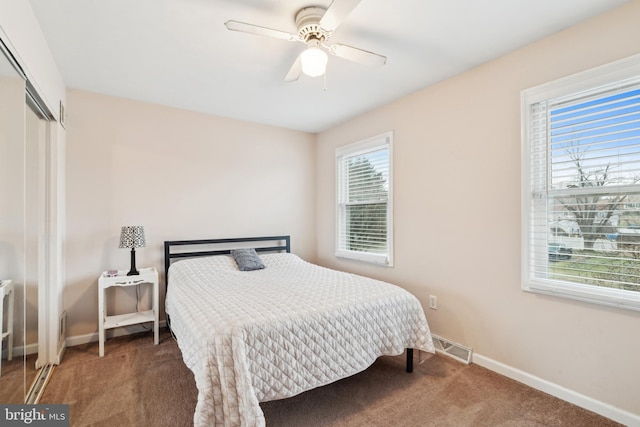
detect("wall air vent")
[432,334,472,364]
[59,310,67,344]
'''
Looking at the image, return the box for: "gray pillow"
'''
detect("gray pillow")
[230,248,265,271]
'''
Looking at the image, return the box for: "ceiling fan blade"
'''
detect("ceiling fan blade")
[327,43,387,67]
[319,0,363,32]
[224,20,297,42]
[284,55,302,82]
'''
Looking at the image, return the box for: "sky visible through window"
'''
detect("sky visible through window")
[550,86,640,189]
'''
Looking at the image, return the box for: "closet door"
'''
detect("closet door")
[25,103,48,375]
[0,46,27,403]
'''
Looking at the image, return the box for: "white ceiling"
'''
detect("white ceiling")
[29,0,628,133]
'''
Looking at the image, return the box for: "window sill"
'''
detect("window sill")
[524,279,640,312]
[335,250,393,267]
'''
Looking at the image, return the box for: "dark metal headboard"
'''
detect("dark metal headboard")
[163,235,291,291]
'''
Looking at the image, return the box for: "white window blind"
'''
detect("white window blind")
[336,132,393,266]
[522,54,640,311]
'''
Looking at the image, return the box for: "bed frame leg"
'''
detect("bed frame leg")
[406,348,413,373]
[166,314,177,340]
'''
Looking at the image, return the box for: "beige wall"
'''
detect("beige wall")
[316,1,640,418]
[65,89,316,339]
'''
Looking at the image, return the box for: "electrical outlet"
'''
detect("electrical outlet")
[429,295,437,310]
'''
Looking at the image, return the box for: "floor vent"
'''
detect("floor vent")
[432,334,472,364]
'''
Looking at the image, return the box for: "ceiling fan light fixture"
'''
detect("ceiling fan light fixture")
[300,46,328,77]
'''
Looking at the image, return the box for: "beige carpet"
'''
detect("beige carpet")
[0,353,40,404]
[39,329,621,426]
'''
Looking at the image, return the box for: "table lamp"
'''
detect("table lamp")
[119,226,146,276]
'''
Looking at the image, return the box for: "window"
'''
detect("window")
[336,132,393,266]
[522,54,640,311]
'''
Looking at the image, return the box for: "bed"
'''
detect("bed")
[164,236,434,426]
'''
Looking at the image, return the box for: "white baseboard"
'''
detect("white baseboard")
[65,320,167,348]
[473,353,640,427]
[55,341,65,365]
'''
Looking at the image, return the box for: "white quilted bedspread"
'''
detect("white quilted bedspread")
[165,253,434,427]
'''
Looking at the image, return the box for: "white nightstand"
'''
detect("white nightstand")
[98,267,159,357]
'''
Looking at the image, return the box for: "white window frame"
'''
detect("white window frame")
[336,131,393,266]
[521,53,640,311]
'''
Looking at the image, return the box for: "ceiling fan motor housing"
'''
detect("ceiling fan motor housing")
[295,7,329,43]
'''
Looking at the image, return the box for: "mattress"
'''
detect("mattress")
[165,252,434,426]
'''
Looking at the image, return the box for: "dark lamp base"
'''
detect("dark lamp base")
[127,248,140,276]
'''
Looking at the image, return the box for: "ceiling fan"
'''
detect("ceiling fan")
[225,0,386,82]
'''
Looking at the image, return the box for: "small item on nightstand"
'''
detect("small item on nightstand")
[105,270,118,277]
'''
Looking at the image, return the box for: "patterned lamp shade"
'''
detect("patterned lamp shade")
[119,226,146,249]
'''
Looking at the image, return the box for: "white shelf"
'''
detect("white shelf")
[104,310,154,329]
